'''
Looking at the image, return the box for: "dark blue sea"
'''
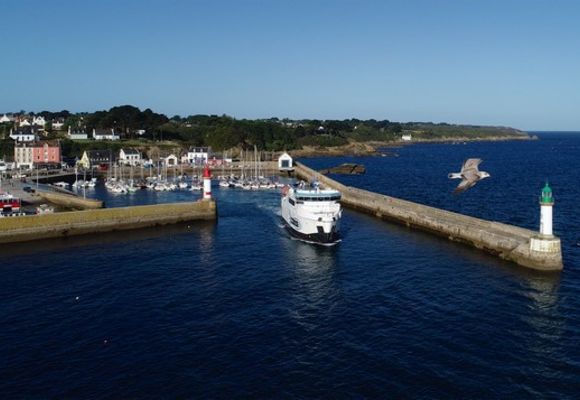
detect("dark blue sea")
[1,132,579,399]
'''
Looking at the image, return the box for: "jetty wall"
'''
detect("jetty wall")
[295,162,563,271]
[0,200,216,244]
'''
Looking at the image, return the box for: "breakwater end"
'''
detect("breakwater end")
[295,162,563,272]
[37,190,103,209]
[0,200,216,244]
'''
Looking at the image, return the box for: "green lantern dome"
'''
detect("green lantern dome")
[540,182,553,204]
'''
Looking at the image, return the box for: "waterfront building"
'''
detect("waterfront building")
[162,154,179,167]
[32,141,61,166]
[18,118,31,127]
[119,148,142,166]
[14,143,34,169]
[206,153,231,167]
[185,147,211,165]
[78,150,115,170]
[278,152,294,171]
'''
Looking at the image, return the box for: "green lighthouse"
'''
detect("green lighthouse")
[540,182,554,205]
[539,182,554,236]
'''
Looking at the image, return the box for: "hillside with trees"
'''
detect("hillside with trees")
[0,105,530,159]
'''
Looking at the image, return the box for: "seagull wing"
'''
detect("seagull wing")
[461,158,482,172]
[454,169,480,193]
[454,178,476,193]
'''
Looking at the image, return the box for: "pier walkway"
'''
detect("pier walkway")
[295,162,563,271]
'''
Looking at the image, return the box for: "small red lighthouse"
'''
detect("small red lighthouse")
[203,164,212,200]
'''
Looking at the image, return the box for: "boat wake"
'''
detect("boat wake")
[289,236,342,247]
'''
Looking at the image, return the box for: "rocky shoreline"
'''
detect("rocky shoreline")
[290,134,534,158]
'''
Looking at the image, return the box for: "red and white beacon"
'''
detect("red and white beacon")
[203,164,212,200]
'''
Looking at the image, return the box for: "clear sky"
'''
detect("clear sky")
[1,0,579,130]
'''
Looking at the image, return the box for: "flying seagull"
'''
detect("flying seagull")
[448,158,490,193]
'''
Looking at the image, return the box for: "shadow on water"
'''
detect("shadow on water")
[0,220,217,259]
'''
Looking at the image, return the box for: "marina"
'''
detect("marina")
[0,149,565,271]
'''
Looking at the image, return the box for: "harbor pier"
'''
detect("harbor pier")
[295,162,563,271]
[0,200,216,244]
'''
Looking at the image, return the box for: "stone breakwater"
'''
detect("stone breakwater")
[295,162,562,272]
[37,190,104,209]
[0,200,216,244]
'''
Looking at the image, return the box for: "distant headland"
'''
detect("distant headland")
[0,105,531,160]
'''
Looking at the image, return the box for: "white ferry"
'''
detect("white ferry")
[281,181,342,245]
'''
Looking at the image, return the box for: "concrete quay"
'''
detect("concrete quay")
[0,200,216,244]
[295,162,563,272]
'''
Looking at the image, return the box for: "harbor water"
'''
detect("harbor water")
[1,132,579,398]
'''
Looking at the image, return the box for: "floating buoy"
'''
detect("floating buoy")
[75,296,80,301]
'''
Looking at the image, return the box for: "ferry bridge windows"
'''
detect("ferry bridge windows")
[295,195,341,202]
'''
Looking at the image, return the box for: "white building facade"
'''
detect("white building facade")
[9,129,38,143]
[163,154,179,167]
[93,128,120,141]
[0,114,13,123]
[278,152,293,171]
[186,147,210,165]
[119,148,142,166]
[67,127,89,140]
[14,143,34,169]
[32,116,46,127]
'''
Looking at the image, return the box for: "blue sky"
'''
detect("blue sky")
[1,0,579,130]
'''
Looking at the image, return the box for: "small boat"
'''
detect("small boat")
[219,179,232,188]
[36,204,55,214]
[53,181,69,188]
[280,181,342,245]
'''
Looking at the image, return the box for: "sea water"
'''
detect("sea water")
[0,132,578,398]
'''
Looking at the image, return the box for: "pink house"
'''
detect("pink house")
[32,141,61,166]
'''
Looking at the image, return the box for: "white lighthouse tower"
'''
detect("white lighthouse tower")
[203,164,212,200]
[530,183,562,262]
[539,182,554,236]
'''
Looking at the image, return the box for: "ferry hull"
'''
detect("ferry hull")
[281,217,340,244]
